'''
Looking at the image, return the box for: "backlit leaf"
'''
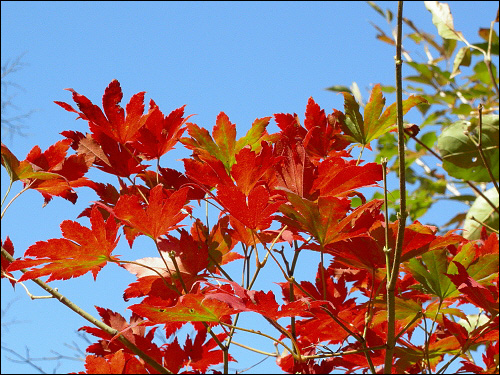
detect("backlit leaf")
[7,207,120,282]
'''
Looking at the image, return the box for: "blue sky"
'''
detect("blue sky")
[1,1,498,374]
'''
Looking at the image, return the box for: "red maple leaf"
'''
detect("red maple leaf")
[61,130,147,178]
[217,184,284,231]
[279,193,383,247]
[113,184,190,242]
[274,137,318,200]
[79,350,148,374]
[183,156,233,191]
[3,139,95,205]
[56,79,152,144]
[303,98,350,160]
[129,293,237,324]
[312,156,383,198]
[445,261,499,315]
[132,101,191,160]
[325,220,439,270]
[7,207,120,282]
[1,237,15,287]
[80,306,162,363]
[137,167,206,201]
[231,142,280,195]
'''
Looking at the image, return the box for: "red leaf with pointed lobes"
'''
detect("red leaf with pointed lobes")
[79,350,148,374]
[228,215,292,247]
[189,218,238,268]
[7,207,120,282]
[113,184,190,242]
[212,112,236,166]
[129,293,237,323]
[303,98,350,160]
[137,167,206,201]
[132,101,191,160]
[312,156,383,198]
[61,130,146,178]
[325,220,438,270]
[274,137,318,200]
[279,193,382,247]
[61,80,152,144]
[231,142,280,195]
[183,155,232,191]
[79,306,162,366]
[217,184,284,230]
[274,112,307,142]
[445,261,499,314]
[1,143,65,183]
[6,139,95,205]
[181,330,235,372]
[1,237,15,287]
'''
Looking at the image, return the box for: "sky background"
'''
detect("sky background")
[1,1,498,374]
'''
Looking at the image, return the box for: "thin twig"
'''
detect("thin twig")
[384,2,407,373]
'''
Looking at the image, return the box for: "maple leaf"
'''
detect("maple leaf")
[113,184,190,242]
[312,156,383,198]
[217,184,284,231]
[181,330,235,372]
[61,130,147,178]
[3,140,95,205]
[231,142,280,195]
[279,193,383,247]
[183,156,232,191]
[274,136,318,200]
[7,207,120,282]
[1,237,15,287]
[80,307,161,360]
[302,98,350,160]
[129,293,237,323]
[341,84,427,149]
[325,220,438,270]
[1,143,63,182]
[181,113,274,171]
[445,261,499,314]
[56,79,152,144]
[132,101,191,160]
[79,350,148,374]
[137,168,206,202]
[189,217,237,267]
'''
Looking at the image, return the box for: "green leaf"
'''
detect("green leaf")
[437,115,499,182]
[406,249,455,300]
[341,84,427,147]
[1,143,66,183]
[325,85,351,93]
[472,61,498,85]
[415,131,437,152]
[451,46,471,78]
[234,116,273,153]
[367,1,385,19]
[212,112,237,169]
[342,91,365,144]
[424,1,466,41]
[463,187,499,240]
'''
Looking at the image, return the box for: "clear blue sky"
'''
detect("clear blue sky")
[1,1,497,374]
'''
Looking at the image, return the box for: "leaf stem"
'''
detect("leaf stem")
[1,180,34,219]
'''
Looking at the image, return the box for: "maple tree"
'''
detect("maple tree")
[1,2,498,374]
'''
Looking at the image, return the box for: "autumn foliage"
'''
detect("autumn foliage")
[1,79,498,374]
